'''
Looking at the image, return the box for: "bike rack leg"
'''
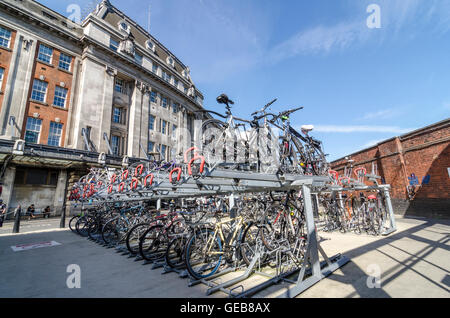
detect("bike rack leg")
[381,186,397,236]
[206,252,260,296]
[278,184,350,298]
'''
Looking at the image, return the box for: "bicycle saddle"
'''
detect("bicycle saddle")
[216,94,234,106]
[301,125,314,132]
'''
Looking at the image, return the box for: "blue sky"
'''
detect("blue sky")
[41,0,450,161]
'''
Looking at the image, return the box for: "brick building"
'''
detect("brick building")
[331,118,450,219]
[0,0,206,215]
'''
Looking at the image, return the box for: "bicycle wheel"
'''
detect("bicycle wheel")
[202,119,227,163]
[75,216,90,237]
[69,215,79,232]
[126,223,150,255]
[165,235,187,269]
[87,219,101,240]
[351,198,362,235]
[139,224,165,261]
[102,219,119,245]
[184,228,223,280]
[240,222,264,266]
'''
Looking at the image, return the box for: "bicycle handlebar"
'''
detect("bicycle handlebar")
[251,99,278,116]
[279,107,304,118]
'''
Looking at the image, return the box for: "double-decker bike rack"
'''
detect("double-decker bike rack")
[69,154,396,298]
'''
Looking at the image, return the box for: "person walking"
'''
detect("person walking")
[0,199,6,227]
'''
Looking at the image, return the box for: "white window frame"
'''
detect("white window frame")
[58,53,72,71]
[53,85,68,108]
[0,67,4,90]
[110,38,119,51]
[48,122,63,147]
[31,79,48,103]
[146,40,155,52]
[115,78,125,94]
[111,135,121,156]
[24,117,42,144]
[0,26,12,48]
[37,44,53,64]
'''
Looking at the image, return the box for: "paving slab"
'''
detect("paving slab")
[0,216,448,298]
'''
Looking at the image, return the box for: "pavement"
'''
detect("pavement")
[0,216,448,298]
[0,217,66,236]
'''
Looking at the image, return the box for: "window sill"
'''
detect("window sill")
[51,105,68,111]
[0,46,12,52]
[36,59,54,68]
[29,99,48,106]
[58,67,73,75]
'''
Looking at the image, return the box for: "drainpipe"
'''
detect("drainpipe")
[60,170,70,229]
[395,137,409,197]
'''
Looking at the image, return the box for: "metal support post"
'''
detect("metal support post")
[278,184,349,298]
[12,206,21,234]
[381,186,397,236]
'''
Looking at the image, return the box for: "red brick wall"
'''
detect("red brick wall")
[331,121,450,201]
[0,24,16,111]
[21,41,74,147]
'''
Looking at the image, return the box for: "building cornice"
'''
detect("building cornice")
[0,0,82,43]
[80,35,204,112]
[82,14,202,98]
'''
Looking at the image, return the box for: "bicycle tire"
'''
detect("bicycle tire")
[184,228,223,280]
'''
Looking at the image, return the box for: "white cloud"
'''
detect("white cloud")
[312,125,415,134]
[266,21,370,63]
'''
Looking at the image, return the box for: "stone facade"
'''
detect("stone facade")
[0,0,206,215]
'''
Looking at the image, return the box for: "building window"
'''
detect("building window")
[152,63,158,74]
[48,122,63,147]
[172,124,177,138]
[172,102,179,114]
[113,107,122,124]
[160,144,166,160]
[15,168,58,186]
[167,56,174,66]
[119,21,130,33]
[53,86,68,108]
[135,52,143,64]
[58,53,72,71]
[110,38,119,51]
[24,117,42,144]
[149,115,155,130]
[111,135,120,156]
[37,44,53,64]
[161,120,167,135]
[150,91,157,103]
[0,68,4,89]
[148,141,154,153]
[162,71,171,83]
[146,40,155,52]
[115,78,125,94]
[174,78,179,88]
[162,97,168,108]
[0,26,11,48]
[31,79,48,103]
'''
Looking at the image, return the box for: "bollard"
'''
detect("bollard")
[12,206,21,234]
[60,205,66,229]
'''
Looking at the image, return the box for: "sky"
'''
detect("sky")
[40,0,450,161]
